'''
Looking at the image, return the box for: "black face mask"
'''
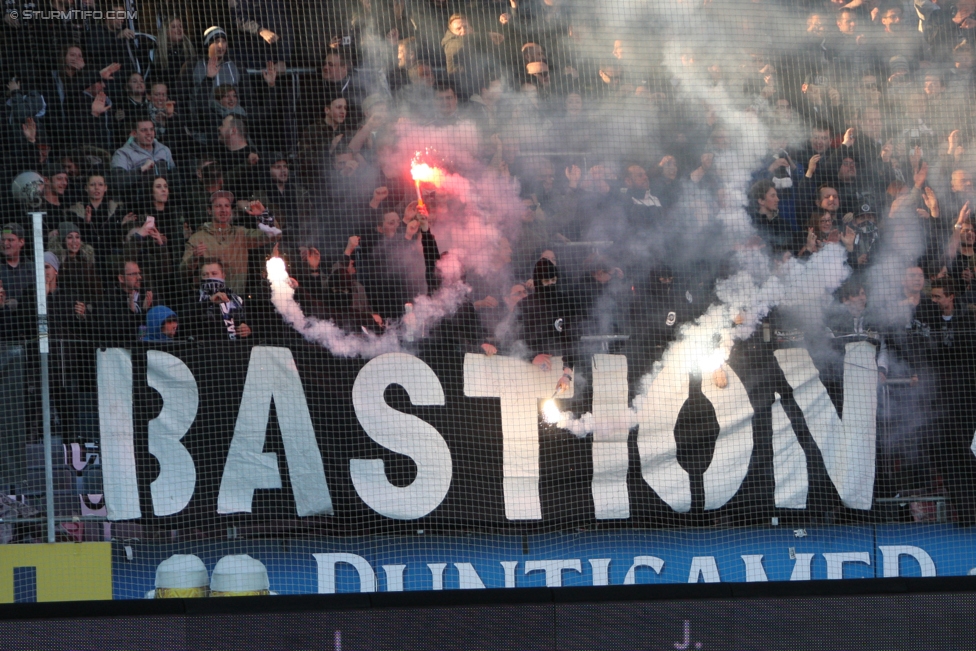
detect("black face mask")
[200,277,226,297]
[536,280,557,294]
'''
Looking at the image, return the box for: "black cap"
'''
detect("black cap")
[2,223,25,239]
[857,202,876,217]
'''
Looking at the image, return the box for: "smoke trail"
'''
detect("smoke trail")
[267,255,472,358]
[546,243,850,435]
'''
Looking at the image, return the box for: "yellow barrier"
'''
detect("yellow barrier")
[0,543,112,603]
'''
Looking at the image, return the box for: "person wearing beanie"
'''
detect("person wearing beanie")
[43,251,60,276]
[517,255,578,394]
[192,26,242,116]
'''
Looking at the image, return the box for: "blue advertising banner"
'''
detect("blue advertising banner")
[112,525,976,599]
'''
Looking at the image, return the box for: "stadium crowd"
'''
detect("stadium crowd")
[2,0,976,522]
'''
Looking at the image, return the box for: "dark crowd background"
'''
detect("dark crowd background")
[3,0,976,539]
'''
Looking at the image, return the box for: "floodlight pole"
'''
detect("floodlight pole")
[30,212,55,543]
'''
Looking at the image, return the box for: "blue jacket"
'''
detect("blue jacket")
[142,306,178,342]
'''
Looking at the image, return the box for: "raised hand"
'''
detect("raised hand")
[100,62,122,80]
[923,187,940,218]
[262,61,277,87]
[91,92,110,116]
[21,117,36,143]
[371,186,389,206]
[806,153,821,178]
[842,127,856,147]
[914,160,929,189]
[206,55,221,78]
[565,165,582,188]
[840,226,856,251]
[959,201,972,226]
[302,246,321,269]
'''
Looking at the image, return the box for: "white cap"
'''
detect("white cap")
[155,555,209,589]
[210,555,270,592]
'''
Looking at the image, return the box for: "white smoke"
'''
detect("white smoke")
[392,121,526,288]
[549,243,849,438]
[268,253,472,359]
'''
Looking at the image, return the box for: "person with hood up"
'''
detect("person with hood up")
[141,306,180,342]
[517,256,577,394]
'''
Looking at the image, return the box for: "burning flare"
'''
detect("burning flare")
[266,256,288,283]
[410,156,444,209]
[541,399,563,425]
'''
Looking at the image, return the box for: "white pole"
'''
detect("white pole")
[30,212,55,543]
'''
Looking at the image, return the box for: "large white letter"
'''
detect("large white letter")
[774,342,877,509]
[741,555,768,582]
[824,552,870,579]
[634,362,691,512]
[351,353,451,519]
[218,347,332,516]
[687,556,721,583]
[789,553,815,581]
[463,354,573,520]
[879,545,936,577]
[701,365,754,510]
[623,556,665,584]
[98,348,140,520]
[591,355,631,519]
[454,563,487,589]
[772,393,808,509]
[524,559,582,587]
[313,553,376,593]
[146,351,198,516]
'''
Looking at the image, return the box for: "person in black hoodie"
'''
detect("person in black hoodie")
[414,208,494,364]
[517,256,577,394]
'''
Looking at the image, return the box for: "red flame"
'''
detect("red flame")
[410,160,443,186]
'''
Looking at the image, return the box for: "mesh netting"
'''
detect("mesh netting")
[1,0,976,600]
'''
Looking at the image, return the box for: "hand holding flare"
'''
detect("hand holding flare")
[410,157,444,210]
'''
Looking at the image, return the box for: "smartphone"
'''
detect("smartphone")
[145,215,155,229]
